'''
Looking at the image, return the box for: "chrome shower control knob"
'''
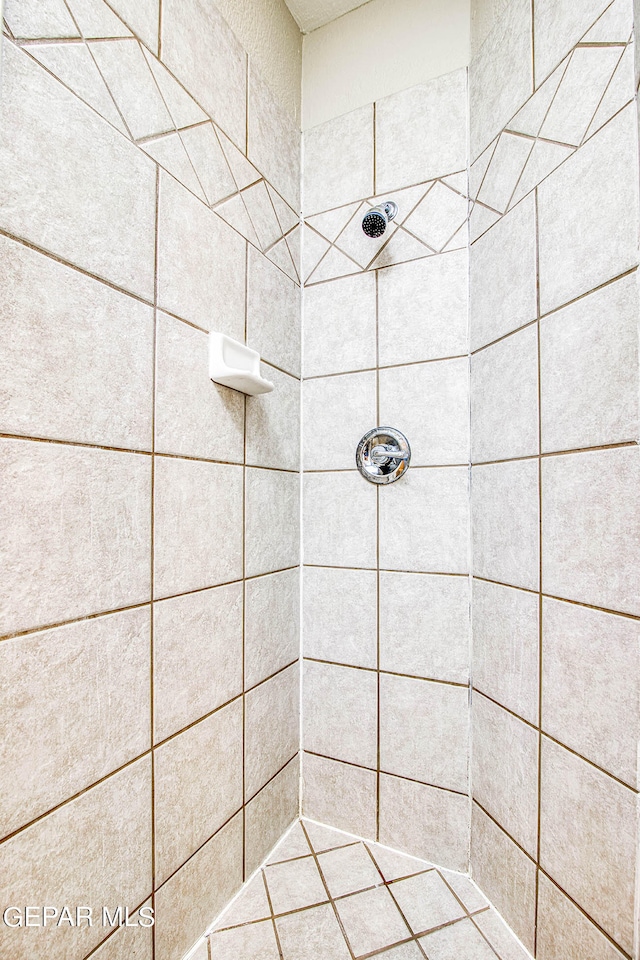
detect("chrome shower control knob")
[356,427,411,484]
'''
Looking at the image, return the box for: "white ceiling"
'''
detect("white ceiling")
[284,0,373,33]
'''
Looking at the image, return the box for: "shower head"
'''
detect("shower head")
[362,201,398,238]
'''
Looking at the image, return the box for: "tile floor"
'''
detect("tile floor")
[207,819,532,959]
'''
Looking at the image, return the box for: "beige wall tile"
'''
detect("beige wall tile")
[245,468,300,577]
[90,38,172,139]
[245,663,300,798]
[246,365,300,471]
[469,0,532,159]
[154,457,243,598]
[469,0,533,160]
[470,803,537,954]
[536,872,628,960]
[157,172,246,337]
[380,467,469,574]
[155,313,244,462]
[247,247,300,377]
[154,813,243,960]
[472,459,539,590]
[540,274,639,452]
[0,439,150,636]
[303,372,376,471]
[161,0,246,147]
[0,236,154,450]
[245,568,300,688]
[537,106,638,315]
[469,195,537,351]
[303,472,377,569]
[542,598,640,786]
[245,756,299,876]
[154,699,243,885]
[0,608,150,839]
[0,42,156,298]
[376,70,467,192]
[540,737,636,954]
[380,573,469,683]
[89,902,154,960]
[542,447,640,614]
[302,753,377,839]
[4,0,80,38]
[379,774,469,872]
[106,0,158,49]
[303,105,373,216]
[380,358,470,467]
[472,579,539,724]
[534,0,615,84]
[380,676,469,792]
[471,325,539,462]
[248,65,300,210]
[303,661,377,768]
[153,582,243,743]
[0,758,152,960]
[472,694,538,856]
[277,902,352,960]
[378,250,468,366]
[303,271,376,377]
[304,566,377,669]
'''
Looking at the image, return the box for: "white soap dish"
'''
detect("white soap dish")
[209,332,274,396]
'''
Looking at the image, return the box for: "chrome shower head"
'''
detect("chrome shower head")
[362,201,398,238]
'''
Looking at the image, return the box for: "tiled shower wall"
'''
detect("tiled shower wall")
[300,69,473,872]
[468,0,640,958]
[0,1,301,958]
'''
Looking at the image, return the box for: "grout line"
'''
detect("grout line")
[471,576,640,622]
[304,565,469,577]
[473,689,639,793]
[0,566,301,644]
[304,657,469,689]
[534,180,543,956]
[262,870,285,960]
[304,752,470,797]
[375,266,381,842]
[150,159,160,960]
[304,354,469,380]
[298,820,358,960]
[304,462,476,473]
[242,244,248,882]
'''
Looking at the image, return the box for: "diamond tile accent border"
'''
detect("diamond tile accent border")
[4,0,300,279]
[303,175,469,285]
[207,819,532,960]
[469,5,634,243]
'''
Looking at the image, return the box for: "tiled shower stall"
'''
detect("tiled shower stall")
[0,0,638,958]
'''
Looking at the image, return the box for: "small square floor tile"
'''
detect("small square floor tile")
[473,910,532,960]
[265,855,328,914]
[319,842,382,898]
[378,944,425,959]
[276,903,352,960]
[214,872,271,928]
[304,819,359,853]
[391,870,466,935]
[268,822,312,863]
[440,869,489,914]
[336,886,411,956]
[420,917,497,959]
[209,918,280,959]
[367,842,433,881]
